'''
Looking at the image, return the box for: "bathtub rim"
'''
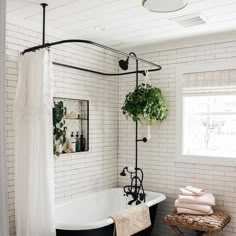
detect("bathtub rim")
[55,188,166,231]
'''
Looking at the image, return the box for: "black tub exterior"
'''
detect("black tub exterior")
[56,204,158,236]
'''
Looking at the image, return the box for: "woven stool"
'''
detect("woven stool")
[163,210,231,236]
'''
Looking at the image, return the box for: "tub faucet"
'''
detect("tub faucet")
[120,166,146,205]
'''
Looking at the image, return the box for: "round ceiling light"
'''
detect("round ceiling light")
[142,0,187,13]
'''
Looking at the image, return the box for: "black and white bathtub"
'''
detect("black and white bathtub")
[56,188,166,236]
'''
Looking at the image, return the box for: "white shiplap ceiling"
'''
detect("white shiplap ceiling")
[6,0,236,49]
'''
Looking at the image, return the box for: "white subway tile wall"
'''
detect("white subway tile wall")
[118,44,236,236]
[5,20,236,236]
[6,22,119,236]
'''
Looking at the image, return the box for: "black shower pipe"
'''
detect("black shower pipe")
[129,51,148,202]
[131,52,140,196]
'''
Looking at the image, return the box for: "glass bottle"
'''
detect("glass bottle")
[76,131,80,152]
[70,132,76,152]
[80,131,86,151]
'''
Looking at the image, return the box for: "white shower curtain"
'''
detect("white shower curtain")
[14,50,55,236]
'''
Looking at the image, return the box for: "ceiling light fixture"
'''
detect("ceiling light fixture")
[142,0,188,13]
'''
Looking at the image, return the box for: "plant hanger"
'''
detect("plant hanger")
[143,70,151,86]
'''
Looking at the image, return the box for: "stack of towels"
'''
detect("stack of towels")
[175,186,215,215]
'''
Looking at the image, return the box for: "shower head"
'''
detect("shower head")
[120,167,128,176]
[119,57,129,70]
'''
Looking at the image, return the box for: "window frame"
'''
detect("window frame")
[176,61,236,166]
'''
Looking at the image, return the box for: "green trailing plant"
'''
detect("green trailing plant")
[53,101,66,156]
[121,83,168,125]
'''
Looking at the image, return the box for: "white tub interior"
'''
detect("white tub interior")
[55,188,166,230]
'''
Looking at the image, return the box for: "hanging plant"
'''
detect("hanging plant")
[121,83,168,125]
[53,101,67,156]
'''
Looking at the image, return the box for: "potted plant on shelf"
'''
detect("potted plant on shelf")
[121,83,168,139]
[53,101,67,156]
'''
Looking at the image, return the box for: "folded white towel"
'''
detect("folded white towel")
[111,203,151,236]
[178,193,215,206]
[177,207,213,215]
[185,186,205,196]
[179,188,197,196]
[175,199,212,213]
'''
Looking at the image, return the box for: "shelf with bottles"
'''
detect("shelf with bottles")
[53,97,89,156]
[62,130,88,154]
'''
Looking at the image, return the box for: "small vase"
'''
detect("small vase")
[57,143,63,154]
[54,140,63,156]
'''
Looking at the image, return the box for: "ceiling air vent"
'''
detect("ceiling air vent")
[170,13,207,28]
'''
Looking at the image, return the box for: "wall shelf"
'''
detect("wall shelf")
[53,97,89,155]
[63,118,88,120]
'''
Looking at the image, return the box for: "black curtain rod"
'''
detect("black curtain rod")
[53,62,160,76]
[21,4,161,77]
[21,39,162,72]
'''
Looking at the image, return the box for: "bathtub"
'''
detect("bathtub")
[56,188,166,236]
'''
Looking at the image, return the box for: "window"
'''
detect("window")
[183,92,236,158]
[176,62,236,165]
